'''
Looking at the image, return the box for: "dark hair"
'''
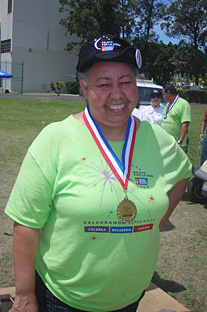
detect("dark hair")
[150,89,162,98]
[136,99,141,109]
[163,83,177,95]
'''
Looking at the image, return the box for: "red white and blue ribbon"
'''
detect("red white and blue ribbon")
[83,104,137,189]
[164,95,179,118]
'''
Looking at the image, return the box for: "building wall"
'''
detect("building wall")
[1,0,78,92]
[0,0,13,91]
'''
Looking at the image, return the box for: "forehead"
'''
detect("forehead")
[88,62,135,79]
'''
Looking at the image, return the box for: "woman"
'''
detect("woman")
[133,89,165,125]
[5,35,192,312]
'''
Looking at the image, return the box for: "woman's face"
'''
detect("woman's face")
[151,96,162,108]
[80,62,138,130]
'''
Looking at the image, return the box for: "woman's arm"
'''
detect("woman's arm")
[159,178,189,230]
[9,222,40,312]
[200,120,207,140]
[178,122,190,146]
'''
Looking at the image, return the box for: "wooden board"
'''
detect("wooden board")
[0,284,191,312]
[138,283,191,312]
[0,287,15,297]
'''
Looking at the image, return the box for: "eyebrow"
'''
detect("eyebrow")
[97,74,132,81]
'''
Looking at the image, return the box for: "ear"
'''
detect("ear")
[80,80,88,100]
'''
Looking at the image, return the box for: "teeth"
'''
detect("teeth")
[109,104,125,110]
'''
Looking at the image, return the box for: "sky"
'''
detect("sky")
[153,25,180,45]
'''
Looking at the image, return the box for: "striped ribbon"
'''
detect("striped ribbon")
[83,104,137,189]
[164,95,179,118]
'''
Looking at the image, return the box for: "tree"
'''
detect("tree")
[132,0,165,70]
[58,0,133,53]
[161,0,207,84]
[170,42,207,81]
[142,41,177,84]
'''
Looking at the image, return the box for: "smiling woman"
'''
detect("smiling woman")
[78,62,138,140]
[5,35,192,312]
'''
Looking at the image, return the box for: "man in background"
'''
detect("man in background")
[161,83,191,153]
[199,109,207,165]
[133,89,165,125]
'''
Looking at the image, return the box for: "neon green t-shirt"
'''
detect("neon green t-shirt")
[161,97,191,146]
[5,115,192,311]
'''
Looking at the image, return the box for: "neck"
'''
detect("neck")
[74,111,130,140]
[152,104,160,108]
[169,94,178,104]
[98,122,128,141]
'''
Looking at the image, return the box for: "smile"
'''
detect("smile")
[108,104,125,110]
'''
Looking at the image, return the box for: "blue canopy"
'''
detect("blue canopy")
[0,70,13,78]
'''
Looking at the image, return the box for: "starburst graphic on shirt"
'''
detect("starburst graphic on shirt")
[78,157,119,208]
[149,195,155,203]
[78,154,144,210]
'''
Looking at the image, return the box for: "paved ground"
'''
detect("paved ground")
[0,92,206,108]
[0,92,85,102]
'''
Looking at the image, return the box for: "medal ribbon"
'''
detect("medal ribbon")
[83,104,136,189]
[164,95,179,117]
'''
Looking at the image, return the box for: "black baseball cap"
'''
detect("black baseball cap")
[76,35,142,73]
[150,89,162,98]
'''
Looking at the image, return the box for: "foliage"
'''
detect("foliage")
[58,0,207,88]
[58,0,132,52]
[186,90,207,104]
[176,88,187,100]
[132,0,165,69]
[141,41,177,84]
[161,0,207,52]
[169,43,206,80]
[50,81,65,96]
[160,0,207,85]
[65,81,79,94]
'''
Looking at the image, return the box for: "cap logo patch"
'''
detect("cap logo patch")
[101,45,114,52]
[94,36,120,51]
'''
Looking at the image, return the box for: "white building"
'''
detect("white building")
[0,0,78,93]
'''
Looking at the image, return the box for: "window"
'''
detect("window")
[1,39,11,53]
[8,0,12,13]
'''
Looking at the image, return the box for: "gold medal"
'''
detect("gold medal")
[117,193,137,222]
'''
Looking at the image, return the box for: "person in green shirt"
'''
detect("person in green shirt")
[5,36,192,312]
[161,83,191,153]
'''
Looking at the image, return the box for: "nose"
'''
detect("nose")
[110,83,123,99]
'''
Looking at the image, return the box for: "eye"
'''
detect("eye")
[120,80,131,86]
[99,83,110,87]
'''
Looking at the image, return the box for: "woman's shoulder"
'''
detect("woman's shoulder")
[38,114,84,137]
[138,119,175,144]
[29,114,85,152]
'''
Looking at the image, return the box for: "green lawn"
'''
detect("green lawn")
[0,99,206,312]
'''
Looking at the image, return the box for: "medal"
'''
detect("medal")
[83,104,137,221]
[117,191,137,222]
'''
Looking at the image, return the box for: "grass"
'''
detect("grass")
[0,99,207,311]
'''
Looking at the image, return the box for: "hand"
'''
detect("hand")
[8,293,38,312]
[200,133,204,140]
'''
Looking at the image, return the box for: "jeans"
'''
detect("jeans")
[201,134,207,166]
[35,272,145,312]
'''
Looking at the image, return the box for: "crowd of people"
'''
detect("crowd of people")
[5,35,193,312]
[133,83,191,154]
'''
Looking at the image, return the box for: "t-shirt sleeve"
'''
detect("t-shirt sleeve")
[146,122,192,189]
[5,150,54,228]
[180,101,191,124]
